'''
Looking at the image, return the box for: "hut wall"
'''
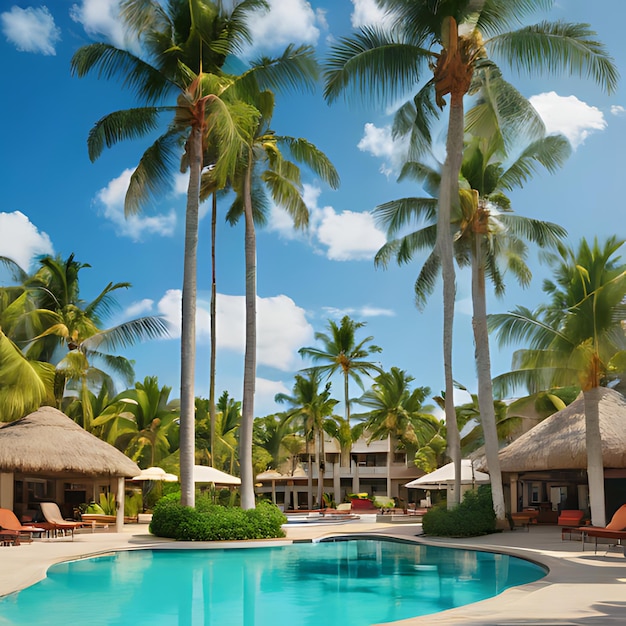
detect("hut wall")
[0,472,13,509]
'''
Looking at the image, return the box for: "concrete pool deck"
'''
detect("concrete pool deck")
[0,520,624,624]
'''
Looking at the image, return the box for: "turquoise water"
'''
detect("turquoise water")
[0,539,545,626]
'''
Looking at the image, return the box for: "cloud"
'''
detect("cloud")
[269,184,387,262]
[357,123,409,177]
[322,306,395,319]
[157,290,314,371]
[611,105,625,116]
[529,92,607,148]
[255,377,291,415]
[316,207,387,261]
[70,0,132,50]
[1,6,61,55]
[351,0,388,27]
[0,212,53,271]
[241,0,321,56]
[95,169,177,241]
[123,299,155,318]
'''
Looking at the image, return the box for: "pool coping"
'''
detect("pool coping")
[0,522,624,624]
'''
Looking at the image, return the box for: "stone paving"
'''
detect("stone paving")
[0,519,625,624]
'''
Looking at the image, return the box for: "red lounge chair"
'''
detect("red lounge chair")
[0,529,20,546]
[580,504,626,552]
[0,508,45,541]
[557,510,584,526]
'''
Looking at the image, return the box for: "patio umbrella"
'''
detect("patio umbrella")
[131,467,178,482]
[405,459,490,490]
[193,465,241,485]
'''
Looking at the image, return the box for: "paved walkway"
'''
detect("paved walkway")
[0,520,625,624]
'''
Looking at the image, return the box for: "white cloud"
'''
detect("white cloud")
[123,299,154,318]
[242,0,320,56]
[529,92,607,148]
[357,123,408,177]
[157,290,313,371]
[269,183,387,262]
[610,105,625,116]
[351,0,388,27]
[95,169,177,241]
[256,377,291,414]
[70,0,132,50]
[1,6,61,55]
[316,207,387,261]
[0,212,53,271]
[323,306,395,318]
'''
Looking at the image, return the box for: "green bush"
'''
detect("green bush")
[150,493,287,541]
[422,485,496,537]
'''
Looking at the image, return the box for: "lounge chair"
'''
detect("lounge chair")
[557,509,584,526]
[39,502,85,539]
[0,508,45,541]
[579,504,626,552]
[0,529,21,546]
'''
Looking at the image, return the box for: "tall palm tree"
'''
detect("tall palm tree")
[324,0,617,507]
[71,0,311,507]
[375,109,568,519]
[299,315,382,429]
[276,369,339,508]
[224,89,339,509]
[353,366,439,495]
[253,412,304,472]
[489,237,626,525]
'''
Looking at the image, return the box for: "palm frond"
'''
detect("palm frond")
[277,137,340,189]
[487,21,619,94]
[81,316,169,353]
[374,197,438,235]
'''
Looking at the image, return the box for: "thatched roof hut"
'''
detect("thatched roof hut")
[484,387,626,473]
[0,406,140,477]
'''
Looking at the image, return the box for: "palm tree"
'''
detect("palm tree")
[299,315,382,429]
[70,0,301,507]
[93,376,180,467]
[276,369,339,508]
[324,0,617,507]
[253,412,304,472]
[353,366,439,495]
[376,108,568,519]
[196,391,241,472]
[223,87,339,509]
[489,237,626,525]
[1,254,168,426]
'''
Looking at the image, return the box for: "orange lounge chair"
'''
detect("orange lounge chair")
[0,508,44,541]
[39,502,85,538]
[0,529,21,546]
[557,509,584,526]
[580,504,626,552]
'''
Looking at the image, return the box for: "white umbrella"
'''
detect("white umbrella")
[193,465,241,485]
[131,467,178,482]
[405,459,490,490]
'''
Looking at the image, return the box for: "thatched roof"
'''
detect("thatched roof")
[0,406,140,477]
[482,387,626,473]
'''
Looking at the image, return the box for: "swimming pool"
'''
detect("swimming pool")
[0,538,546,625]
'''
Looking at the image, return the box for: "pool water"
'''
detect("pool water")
[0,539,545,625]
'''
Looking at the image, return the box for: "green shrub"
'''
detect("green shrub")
[150,492,287,541]
[422,485,496,537]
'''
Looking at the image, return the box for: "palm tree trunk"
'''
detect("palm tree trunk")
[209,192,217,467]
[584,386,606,526]
[439,90,463,506]
[240,157,257,510]
[471,234,506,522]
[179,124,202,508]
[344,371,350,426]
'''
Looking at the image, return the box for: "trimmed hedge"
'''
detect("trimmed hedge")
[150,493,287,541]
[421,485,496,537]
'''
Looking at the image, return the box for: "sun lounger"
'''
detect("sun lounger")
[0,529,21,546]
[39,502,85,539]
[0,508,44,542]
[579,504,626,552]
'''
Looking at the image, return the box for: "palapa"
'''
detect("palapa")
[487,387,626,473]
[0,406,140,477]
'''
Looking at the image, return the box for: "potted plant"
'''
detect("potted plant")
[348,493,375,510]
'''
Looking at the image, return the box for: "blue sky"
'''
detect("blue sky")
[1,0,624,417]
